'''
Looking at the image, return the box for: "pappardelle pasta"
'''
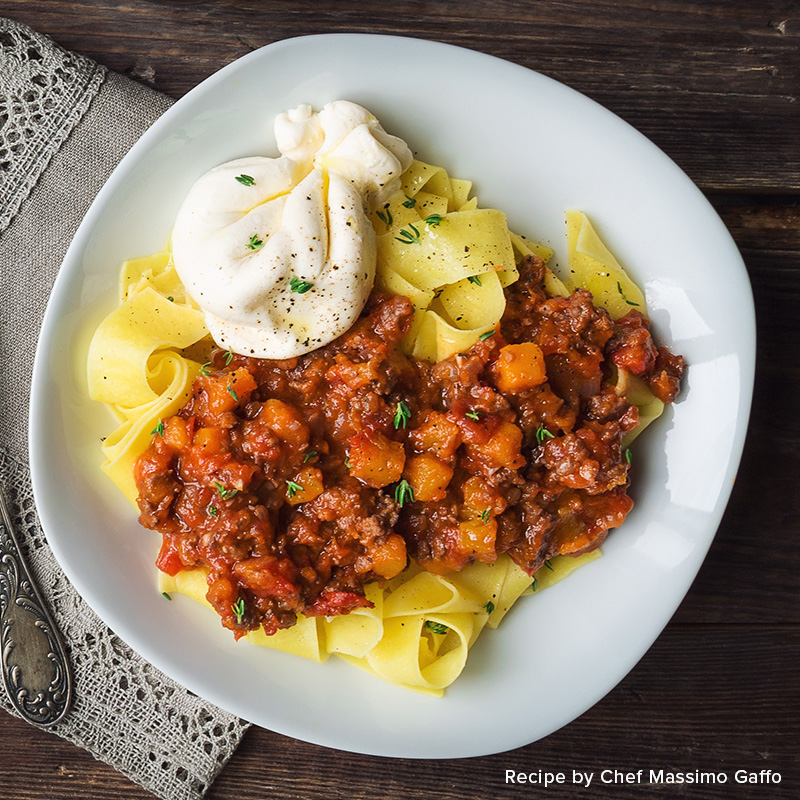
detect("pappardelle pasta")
[87,104,684,695]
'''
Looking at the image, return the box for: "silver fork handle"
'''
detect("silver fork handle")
[0,484,73,726]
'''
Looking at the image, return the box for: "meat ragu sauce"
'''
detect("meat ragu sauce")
[135,256,684,638]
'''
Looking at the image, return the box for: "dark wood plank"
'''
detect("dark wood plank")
[211,627,800,800]
[0,1,797,798]
[0,628,795,800]
[1,0,797,192]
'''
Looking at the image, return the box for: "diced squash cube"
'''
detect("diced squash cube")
[492,343,547,394]
[404,454,454,502]
[348,432,406,489]
[286,466,324,506]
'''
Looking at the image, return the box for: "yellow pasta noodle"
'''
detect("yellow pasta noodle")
[89,151,668,696]
[565,209,646,319]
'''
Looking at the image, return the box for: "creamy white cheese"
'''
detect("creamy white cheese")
[171,101,413,358]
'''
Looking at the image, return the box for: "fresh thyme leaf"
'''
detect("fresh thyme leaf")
[480,508,491,523]
[424,214,444,227]
[235,174,256,186]
[394,479,414,507]
[465,409,483,421]
[286,480,303,499]
[213,481,238,499]
[304,450,318,463]
[208,505,219,517]
[162,592,172,601]
[544,559,555,572]
[225,347,234,365]
[479,330,495,341]
[535,425,555,444]
[394,223,421,245]
[246,234,264,250]
[483,600,495,614]
[393,401,411,429]
[227,380,239,402]
[167,296,174,302]
[624,447,632,464]
[231,597,246,624]
[617,281,640,306]
[376,207,393,230]
[200,362,212,376]
[402,194,416,209]
[531,576,538,592]
[467,275,482,286]
[424,620,449,635]
[150,420,164,437]
[344,456,352,469]
[289,276,314,293]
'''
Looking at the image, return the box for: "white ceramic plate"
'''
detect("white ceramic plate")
[30,34,754,758]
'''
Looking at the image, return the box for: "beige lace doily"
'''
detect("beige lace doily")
[0,17,249,800]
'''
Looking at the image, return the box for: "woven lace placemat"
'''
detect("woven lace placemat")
[0,17,249,799]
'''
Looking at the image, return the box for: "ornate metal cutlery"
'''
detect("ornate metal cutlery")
[0,483,73,726]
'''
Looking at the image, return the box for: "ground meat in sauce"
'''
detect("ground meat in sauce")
[134,254,685,638]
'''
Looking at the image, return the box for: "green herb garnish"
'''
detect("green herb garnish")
[535,425,555,444]
[402,194,416,209]
[231,597,246,624]
[393,401,411,430]
[394,479,414,507]
[617,281,640,307]
[624,448,632,464]
[465,409,483,421]
[424,620,449,635]
[480,508,491,523]
[424,214,444,227]
[200,362,212,377]
[304,450,318,463]
[162,592,172,601]
[150,420,164,437]
[544,559,555,572]
[394,223,421,245]
[376,207,393,230]
[235,174,256,186]
[286,480,303,499]
[246,234,264,250]
[467,275,482,286]
[208,505,219,517]
[213,481,238,499]
[227,380,239,402]
[289,276,314,294]
[225,347,234,365]
[483,600,495,614]
[479,330,495,341]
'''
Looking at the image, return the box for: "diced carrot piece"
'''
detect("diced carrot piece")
[347,432,406,489]
[492,343,547,394]
[404,453,454,502]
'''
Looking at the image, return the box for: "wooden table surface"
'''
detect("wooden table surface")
[1,1,798,798]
